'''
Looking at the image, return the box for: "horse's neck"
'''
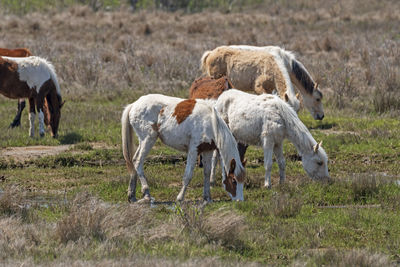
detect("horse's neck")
[284,114,316,156]
[271,54,296,98]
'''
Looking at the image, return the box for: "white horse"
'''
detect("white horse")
[212,89,329,188]
[121,94,246,202]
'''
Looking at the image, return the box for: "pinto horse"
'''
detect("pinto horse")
[201,45,324,120]
[121,94,245,202]
[0,56,63,137]
[0,48,33,128]
[214,89,329,188]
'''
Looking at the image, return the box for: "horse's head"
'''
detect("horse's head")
[302,83,324,120]
[45,92,63,138]
[301,141,330,181]
[223,158,246,201]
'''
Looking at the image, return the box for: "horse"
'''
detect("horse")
[0,48,33,128]
[0,56,63,138]
[213,89,330,188]
[121,94,246,203]
[189,76,248,180]
[201,45,324,120]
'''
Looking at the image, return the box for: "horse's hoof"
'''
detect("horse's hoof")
[203,197,212,203]
[40,133,45,138]
[137,197,151,203]
[264,184,272,189]
[128,196,137,203]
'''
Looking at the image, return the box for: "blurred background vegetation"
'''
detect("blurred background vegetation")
[0,0,266,14]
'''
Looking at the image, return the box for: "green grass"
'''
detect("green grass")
[0,94,399,265]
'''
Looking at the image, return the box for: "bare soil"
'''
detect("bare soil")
[0,142,109,162]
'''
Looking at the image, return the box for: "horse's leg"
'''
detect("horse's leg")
[238,142,248,164]
[134,136,157,200]
[210,149,219,186]
[201,151,213,202]
[9,99,26,128]
[274,142,286,184]
[127,142,142,202]
[263,140,274,189]
[28,98,36,137]
[176,148,197,202]
[35,94,46,137]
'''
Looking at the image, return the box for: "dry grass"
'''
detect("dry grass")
[293,248,394,267]
[0,1,398,115]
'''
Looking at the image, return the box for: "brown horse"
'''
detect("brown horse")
[0,48,34,128]
[0,56,63,138]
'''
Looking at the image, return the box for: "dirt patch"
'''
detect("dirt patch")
[0,142,110,163]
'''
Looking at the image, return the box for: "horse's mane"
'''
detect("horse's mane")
[264,46,316,95]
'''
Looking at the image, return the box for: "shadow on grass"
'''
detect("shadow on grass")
[59,132,83,144]
[310,122,337,130]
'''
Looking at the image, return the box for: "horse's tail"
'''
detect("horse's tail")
[210,107,245,183]
[121,104,136,175]
[200,50,212,74]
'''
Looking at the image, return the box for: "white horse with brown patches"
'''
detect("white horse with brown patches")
[121,94,246,203]
[0,47,33,128]
[213,89,330,188]
[0,56,63,137]
[201,45,324,120]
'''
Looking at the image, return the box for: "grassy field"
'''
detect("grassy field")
[0,0,400,265]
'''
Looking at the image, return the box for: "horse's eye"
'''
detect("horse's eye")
[316,98,321,102]
[317,161,323,166]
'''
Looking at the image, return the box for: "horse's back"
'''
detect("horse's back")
[189,76,232,99]
[0,48,32,57]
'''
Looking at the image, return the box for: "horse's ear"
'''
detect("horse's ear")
[313,141,322,153]
[284,93,289,102]
[230,159,236,173]
[314,83,319,89]
[242,158,247,167]
[296,93,300,99]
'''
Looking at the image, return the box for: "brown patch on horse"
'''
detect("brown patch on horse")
[0,48,32,57]
[197,140,216,154]
[189,76,233,100]
[0,57,32,99]
[224,159,237,197]
[172,99,196,124]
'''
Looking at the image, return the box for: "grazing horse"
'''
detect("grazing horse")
[213,89,330,188]
[121,94,246,202]
[0,56,63,138]
[0,48,33,128]
[201,45,324,120]
[189,76,248,182]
